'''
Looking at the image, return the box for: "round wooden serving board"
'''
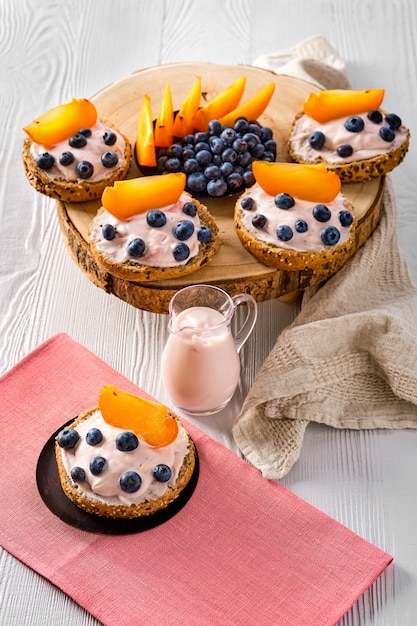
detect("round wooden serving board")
[57,63,384,314]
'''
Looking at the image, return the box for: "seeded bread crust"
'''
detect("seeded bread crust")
[22,118,132,203]
[288,110,410,183]
[55,406,196,519]
[234,186,357,271]
[88,193,219,282]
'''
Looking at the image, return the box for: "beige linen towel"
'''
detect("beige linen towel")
[232,38,417,480]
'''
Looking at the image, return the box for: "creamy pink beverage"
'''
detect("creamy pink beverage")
[161,306,241,414]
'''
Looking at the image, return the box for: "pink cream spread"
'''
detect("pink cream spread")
[57,410,190,506]
[30,120,127,182]
[240,184,354,251]
[90,192,212,267]
[290,109,408,164]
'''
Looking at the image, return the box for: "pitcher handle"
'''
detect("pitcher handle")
[231,294,258,353]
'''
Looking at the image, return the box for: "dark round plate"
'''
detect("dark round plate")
[36,421,199,534]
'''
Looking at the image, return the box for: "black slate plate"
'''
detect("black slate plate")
[36,421,199,534]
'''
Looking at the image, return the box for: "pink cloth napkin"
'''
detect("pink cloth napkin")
[0,334,392,626]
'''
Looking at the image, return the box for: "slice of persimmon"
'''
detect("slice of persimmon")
[173,76,201,137]
[101,172,186,220]
[252,161,341,203]
[136,94,157,167]
[218,82,275,127]
[23,98,97,147]
[303,88,385,123]
[155,82,174,148]
[192,76,246,131]
[99,385,179,448]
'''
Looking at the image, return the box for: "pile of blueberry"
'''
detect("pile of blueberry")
[308,110,402,158]
[35,129,119,178]
[56,426,172,494]
[154,117,277,197]
[240,193,354,247]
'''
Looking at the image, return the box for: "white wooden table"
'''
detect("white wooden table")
[1,1,417,624]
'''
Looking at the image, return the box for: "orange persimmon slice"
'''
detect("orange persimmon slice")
[192,76,246,131]
[23,98,97,147]
[173,76,202,137]
[303,88,385,123]
[253,161,341,203]
[102,173,186,220]
[136,94,157,167]
[218,82,276,127]
[99,385,178,448]
[155,82,175,148]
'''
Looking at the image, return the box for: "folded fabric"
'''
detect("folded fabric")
[233,37,417,479]
[0,333,392,626]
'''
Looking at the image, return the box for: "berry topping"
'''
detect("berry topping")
[367,109,383,124]
[153,464,172,483]
[321,226,341,246]
[295,219,308,233]
[102,223,117,240]
[252,214,267,229]
[385,113,402,129]
[339,210,354,227]
[172,242,190,261]
[337,144,353,158]
[308,131,325,150]
[119,471,142,493]
[276,225,293,242]
[127,238,146,258]
[116,431,139,452]
[56,428,80,449]
[183,201,197,217]
[274,193,295,210]
[101,151,119,168]
[79,128,92,138]
[59,151,75,166]
[197,227,213,243]
[76,160,94,179]
[90,456,108,476]
[71,466,86,482]
[241,196,255,211]
[36,152,55,170]
[103,131,117,146]
[86,428,103,446]
[174,220,195,241]
[312,204,332,222]
[146,209,167,228]
[344,116,365,133]
[379,126,396,142]
[69,133,87,148]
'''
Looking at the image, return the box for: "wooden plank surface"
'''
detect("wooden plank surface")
[1,0,417,624]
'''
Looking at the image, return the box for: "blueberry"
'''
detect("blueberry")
[220,161,234,178]
[157,155,168,173]
[165,157,182,172]
[209,136,226,154]
[312,204,331,222]
[90,456,108,475]
[36,152,55,170]
[194,131,209,143]
[249,122,262,135]
[252,214,267,229]
[69,133,87,148]
[181,147,195,160]
[337,144,353,158]
[79,128,92,138]
[76,160,94,179]
[196,150,212,167]
[260,127,273,143]
[339,210,354,227]
[385,113,402,130]
[204,164,222,180]
[116,431,139,452]
[195,141,210,153]
[295,219,308,233]
[241,196,255,211]
[233,118,250,134]
[197,227,213,243]
[308,131,326,150]
[59,151,75,166]
[261,151,275,162]
[237,151,252,167]
[275,193,295,210]
[264,139,277,154]
[226,172,243,190]
[344,116,365,133]
[70,466,86,482]
[147,209,167,228]
[183,158,199,174]
[251,143,265,158]
[153,464,172,482]
[321,226,341,246]
[186,172,208,193]
[242,133,260,149]
[102,223,116,240]
[172,242,190,261]
[220,127,236,145]
[182,134,195,146]
[233,137,248,153]
[103,131,117,146]
[207,178,228,196]
[208,119,222,135]
[242,169,255,186]
[174,220,194,241]
[168,143,183,158]
[221,148,238,164]
[119,471,142,493]
[101,150,118,168]
[379,126,396,142]
[367,109,383,124]
[127,238,146,258]
[56,428,80,449]
[86,428,103,446]
[183,201,197,217]
[276,225,293,242]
